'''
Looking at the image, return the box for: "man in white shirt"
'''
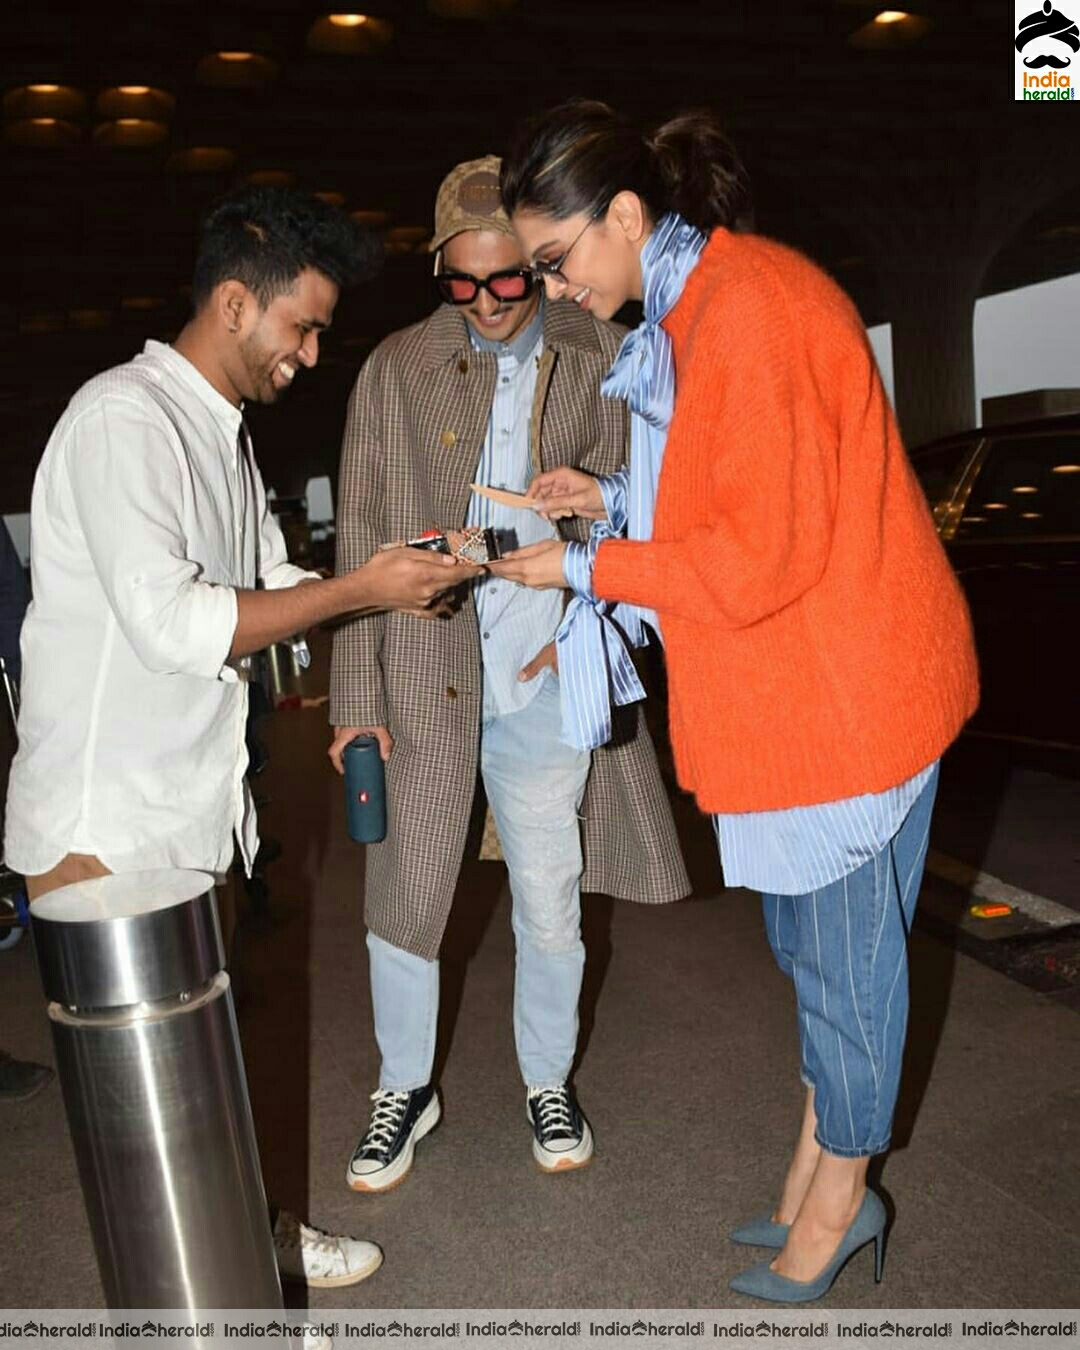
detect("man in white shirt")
[4,185,477,1290]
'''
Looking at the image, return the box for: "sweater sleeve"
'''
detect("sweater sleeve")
[592,267,840,629]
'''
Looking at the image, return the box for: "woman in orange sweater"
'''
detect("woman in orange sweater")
[489,102,979,1303]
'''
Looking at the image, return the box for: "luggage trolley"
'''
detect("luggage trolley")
[0,656,28,949]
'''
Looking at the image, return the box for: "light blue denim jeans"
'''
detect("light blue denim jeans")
[762,764,939,1158]
[368,672,591,1091]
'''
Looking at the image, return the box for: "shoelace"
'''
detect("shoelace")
[529,1087,574,1142]
[298,1222,340,1254]
[356,1089,410,1158]
[274,1216,339,1254]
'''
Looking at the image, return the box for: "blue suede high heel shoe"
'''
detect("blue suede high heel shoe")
[729,1189,887,1303]
[729,1214,789,1248]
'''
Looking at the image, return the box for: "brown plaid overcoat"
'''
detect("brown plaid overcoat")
[330,300,690,960]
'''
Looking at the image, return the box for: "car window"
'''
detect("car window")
[956,432,1080,540]
[912,440,975,512]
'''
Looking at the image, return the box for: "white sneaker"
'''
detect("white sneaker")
[272,1208,383,1289]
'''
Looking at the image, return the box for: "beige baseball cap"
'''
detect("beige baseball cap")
[429,154,514,253]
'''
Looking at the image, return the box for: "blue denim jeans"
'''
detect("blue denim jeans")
[762,764,939,1158]
[368,673,591,1091]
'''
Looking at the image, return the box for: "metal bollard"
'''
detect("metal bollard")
[31,870,283,1310]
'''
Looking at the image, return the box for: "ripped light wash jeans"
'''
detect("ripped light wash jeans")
[368,673,591,1091]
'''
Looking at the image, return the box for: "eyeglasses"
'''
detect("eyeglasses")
[434,266,537,306]
[529,209,604,284]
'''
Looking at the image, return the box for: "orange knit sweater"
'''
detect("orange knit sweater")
[593,228,979,813]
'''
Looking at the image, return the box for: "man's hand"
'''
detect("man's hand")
[526,467,606,521]
[345,546,479,617]
[485,539,568,590]
[518,641,558,683]
[329,725,393,774]
[231,545,479,659]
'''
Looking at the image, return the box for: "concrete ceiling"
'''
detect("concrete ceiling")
[1,0,1078,503]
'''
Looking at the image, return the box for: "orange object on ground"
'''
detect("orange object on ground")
[970,902,1013,919]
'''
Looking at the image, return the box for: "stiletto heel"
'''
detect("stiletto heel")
[730,1189,887,1304]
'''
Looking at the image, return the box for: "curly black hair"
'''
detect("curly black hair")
[192,185,382,308]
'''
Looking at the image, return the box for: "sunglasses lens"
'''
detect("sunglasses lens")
[441,276,478,304]
[488,271,532,300]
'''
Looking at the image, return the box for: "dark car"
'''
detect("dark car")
[910,413,1080,764]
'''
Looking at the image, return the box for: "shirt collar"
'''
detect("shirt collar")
[467,298,544,363]
[144,340,245,435]
[639,212,708,327]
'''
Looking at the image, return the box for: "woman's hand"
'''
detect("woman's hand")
[486,540,568,590]
[526,467,607,520]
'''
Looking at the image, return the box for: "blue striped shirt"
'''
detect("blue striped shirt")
[714,763,938,895]
[466,305,562,721]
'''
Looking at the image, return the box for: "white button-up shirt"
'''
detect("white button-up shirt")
[4,340,313,879]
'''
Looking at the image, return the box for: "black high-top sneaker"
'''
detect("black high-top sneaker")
[346,1084,440,1192]
[526,1082,594,1172]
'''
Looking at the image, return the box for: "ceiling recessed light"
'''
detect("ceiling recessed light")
[1039,224,1080,241]
[850,10,929,47]
[1021,512,1042,519]
[3,85,87,123]
[963,516,987,524]
[350,209,391,226]
[308,14,392,52]
[1052,463,1080,474]
[196,52,278,88]
[4,116,81,147]
[983,502,1008,510]
[93,118,170,148]
[1011,485,1038,494]
[96,87,175,123]
[69,308,112,330]
[165,146,238,174]
[385,225,430,253]
[245,169,296,187]
[19,312,65,334]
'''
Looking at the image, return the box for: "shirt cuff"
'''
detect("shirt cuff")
[262,563,321,590]
[596,470,629,534]
[562,540,597,602]
[204,585,240,682]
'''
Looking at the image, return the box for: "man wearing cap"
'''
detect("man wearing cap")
[329,156,689,1187]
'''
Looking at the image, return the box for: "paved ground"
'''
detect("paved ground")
[932,739,1080,914]
[3,669,1079,1311]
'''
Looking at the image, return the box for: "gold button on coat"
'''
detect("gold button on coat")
[445,686,458,700]
[440,428,456,449]
[457,357,469,373]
